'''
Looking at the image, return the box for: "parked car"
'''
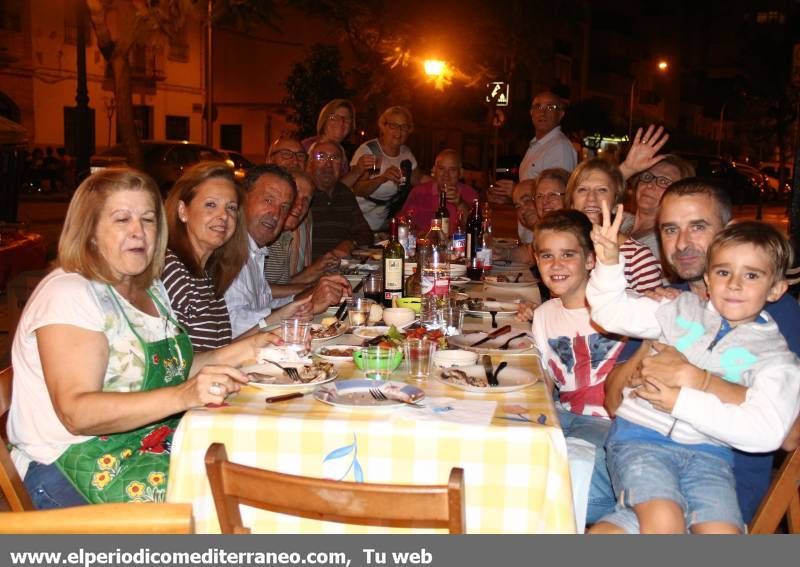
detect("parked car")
[759,162,792,197]
[216,149,253,180]
[90,141,228,194]
[675,153,765,205]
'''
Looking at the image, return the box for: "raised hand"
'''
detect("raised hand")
[590,201,624,265]
[620,125,669,180]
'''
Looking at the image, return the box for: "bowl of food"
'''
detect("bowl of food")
[433,349,478,369]
[382,307,416,329]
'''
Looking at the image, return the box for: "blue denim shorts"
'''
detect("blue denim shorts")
[24,461,87,509]
[603,440,743,533]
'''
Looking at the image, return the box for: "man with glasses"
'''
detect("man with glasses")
[267,137,309,170]
[307,140,373,261]
[490,91,577,206]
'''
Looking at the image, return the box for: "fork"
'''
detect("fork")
[262,359,302,382]
[369,388,424,408]
[498,332,528,350]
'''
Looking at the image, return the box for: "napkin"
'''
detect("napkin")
[393,397,497,426]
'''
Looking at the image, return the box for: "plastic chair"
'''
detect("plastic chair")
[0,367,34,511]
[204,442,465,534]
[0,502,193,534]
[749,448,800,534]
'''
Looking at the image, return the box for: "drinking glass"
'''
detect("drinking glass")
[370,154,382,176]
[438,305,464,336]
[347,297,374,327]
[363,272,383,303]
[281,319,311,357]
[357,346,401,380]
[403,339,437,381]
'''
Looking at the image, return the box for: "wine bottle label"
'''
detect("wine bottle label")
[466,234,472,258]
[434,278,451,296]
[384,290,402,302]
[384,259,403,289]
[441,218,450,236]
[477,247,492,268]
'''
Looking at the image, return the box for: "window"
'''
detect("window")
[116,105,152,142]
[756,11,785,24]
[168,25,189,62]
[64,8,92,45]
[165,115,189,141]
[0,0,22,32]
[63,106,96,156]
[220,124,242,153]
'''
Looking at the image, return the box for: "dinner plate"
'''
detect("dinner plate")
[482,279,537,289]
[313,379,424,409]
[451,276,473,286]
[241,362,337,392]
[313,344,360,362]
[464,299,520,317]
[433,364,538,393]
[352,325,390,339]
[446,330,536,354]
[310,323,348,342]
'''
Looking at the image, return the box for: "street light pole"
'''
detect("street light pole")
[628,78,637,138]
[204,0,214,147]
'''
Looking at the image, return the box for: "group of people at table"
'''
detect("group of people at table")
[6,93,800,534]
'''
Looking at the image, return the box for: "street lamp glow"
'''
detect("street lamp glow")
[657,60,669,71]
[424,59,446,77]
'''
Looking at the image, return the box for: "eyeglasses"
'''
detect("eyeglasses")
[384,121,411,132]
[312,152,343,163]
[531,103,561,112]
[534,191,565,201]
[639,171,673,188]
[328,113,353,125]
[272,149,308,162]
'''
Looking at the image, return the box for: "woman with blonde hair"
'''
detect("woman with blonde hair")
[565,157,662,293]
[162,161,248,351]
[351,106,420,231]
[302,98,370,188]
[7,168,279,508]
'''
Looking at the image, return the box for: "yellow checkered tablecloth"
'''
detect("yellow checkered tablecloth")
[166,346,576,534]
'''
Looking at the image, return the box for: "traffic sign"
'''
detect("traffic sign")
[486,82,510,106]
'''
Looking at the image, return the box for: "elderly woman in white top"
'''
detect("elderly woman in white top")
[8,168,280,508]
[351,106,421,231]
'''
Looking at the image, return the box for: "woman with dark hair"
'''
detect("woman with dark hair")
[162,162,248,351]
[8,168,279,508]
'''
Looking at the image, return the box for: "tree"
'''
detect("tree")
[282,44,353,139]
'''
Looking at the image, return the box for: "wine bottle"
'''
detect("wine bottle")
[435,185,450,237]
[476,211,493,273]
[382,217,405,307]
[451,211,466,262]
[465,199,482,260]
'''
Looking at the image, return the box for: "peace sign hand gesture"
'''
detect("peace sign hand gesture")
[590,201,624,265]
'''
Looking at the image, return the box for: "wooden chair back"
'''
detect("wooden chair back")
[0,503,194,534]
[205,442,465,534]
[749,448,800,534]
[0,367,34,511]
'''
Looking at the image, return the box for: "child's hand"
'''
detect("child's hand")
[516,301,538,322]
[634,376,680,413]
[590,201,624,265]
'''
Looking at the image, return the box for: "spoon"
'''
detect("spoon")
[489,310,498,328]
[494,361,508,382]
[514,272,523,283]
[499,332,528,350]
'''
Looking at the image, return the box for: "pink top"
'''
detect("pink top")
[396,181,479,233]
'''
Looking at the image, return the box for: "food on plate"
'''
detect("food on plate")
[439,368,489,388]
[311,321,344,339]
[248,361,334,384]
[484,274,509,283]
[320,316,338,327]
[319,346,357,358]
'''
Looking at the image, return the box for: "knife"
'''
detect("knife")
[482,355,499,387]
[265,392,305,404]
[470,324,512,347]
[334,301,348,322]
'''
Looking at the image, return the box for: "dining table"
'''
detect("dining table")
[166,272,576,534]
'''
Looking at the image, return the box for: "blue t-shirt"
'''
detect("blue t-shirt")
[613,284,800,523]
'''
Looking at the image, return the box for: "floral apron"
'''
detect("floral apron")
[55,287,193,504]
